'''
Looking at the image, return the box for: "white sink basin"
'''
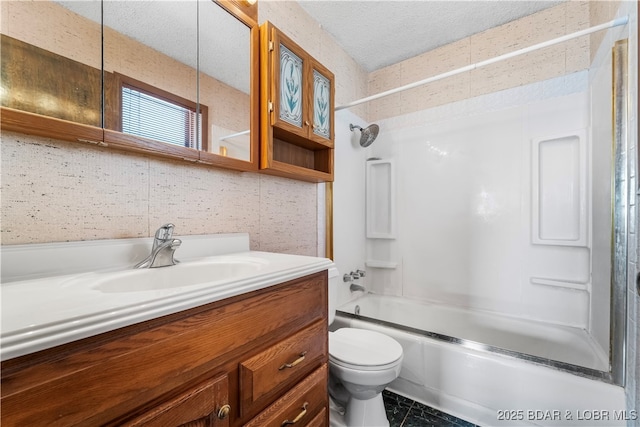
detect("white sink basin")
[92,257,268,293]
[1,233,333,361]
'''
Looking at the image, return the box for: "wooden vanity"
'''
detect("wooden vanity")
[1,271,329,427]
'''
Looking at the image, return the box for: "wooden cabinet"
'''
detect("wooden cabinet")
[0,271,329,427]
[260,21,335,183]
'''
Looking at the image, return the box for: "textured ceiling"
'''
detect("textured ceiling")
[56,1,566,89]
[298,0,566,72]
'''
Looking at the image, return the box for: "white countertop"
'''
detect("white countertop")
[1,234,332,361]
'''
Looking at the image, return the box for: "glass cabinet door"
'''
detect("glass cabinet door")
[309,59,334,146]
[269,27,334,148]
[270,27,309,141]
[279,44,304,129]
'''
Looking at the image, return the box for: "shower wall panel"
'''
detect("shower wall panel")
[367,75,594,328]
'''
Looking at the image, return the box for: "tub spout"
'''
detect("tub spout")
[350,283,365,292]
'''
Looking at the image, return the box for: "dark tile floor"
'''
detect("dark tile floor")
[383,390,480,427]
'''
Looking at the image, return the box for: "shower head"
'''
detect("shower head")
[350,123,379,147]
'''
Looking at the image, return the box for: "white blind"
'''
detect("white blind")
[122,86,201,149]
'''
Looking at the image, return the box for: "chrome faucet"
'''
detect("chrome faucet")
[135,223,182,268]
[347,269,366,293]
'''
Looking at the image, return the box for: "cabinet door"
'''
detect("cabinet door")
[307,58,334,147]
[270,25,309,140]
[123,375,230,427]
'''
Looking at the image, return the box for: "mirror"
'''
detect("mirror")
[0,0,102,127]
[1,0,256,169]
[100,0,254,164]
[102,0,200,150]
[199,0,252,162]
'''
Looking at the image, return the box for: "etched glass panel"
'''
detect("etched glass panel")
[279,44,303,127]
[313,70,330,139]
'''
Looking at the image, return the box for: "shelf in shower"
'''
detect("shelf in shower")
[365,260,397,269]
[366,159,396,239]
[530,276,588,291]
[531,129,588,247]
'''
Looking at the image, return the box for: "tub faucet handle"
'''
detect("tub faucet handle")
[343,274,352,283]
[355,269,366,278]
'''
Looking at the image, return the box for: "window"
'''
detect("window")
[116,74,208,150]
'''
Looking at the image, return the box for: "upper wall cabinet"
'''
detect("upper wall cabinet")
[0,0,259,173]
[260,22,335,182]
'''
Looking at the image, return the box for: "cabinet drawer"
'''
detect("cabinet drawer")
[240,320,327,415]
[243,364,328,427]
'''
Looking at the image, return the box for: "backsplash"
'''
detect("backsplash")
[1,132,318,256]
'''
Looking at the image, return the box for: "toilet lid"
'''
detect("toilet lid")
[329,328,403,368]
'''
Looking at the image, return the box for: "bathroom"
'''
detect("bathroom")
[1,0,638,426]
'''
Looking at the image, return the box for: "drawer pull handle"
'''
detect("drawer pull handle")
[279,351,307,370]
[281,402,308,426]
[217,404,231,420]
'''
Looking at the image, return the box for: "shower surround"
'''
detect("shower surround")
[363,71,609,365]
[330,1,640,419]
[332,63,631,426]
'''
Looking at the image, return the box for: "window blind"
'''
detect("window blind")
[122,86,201,149]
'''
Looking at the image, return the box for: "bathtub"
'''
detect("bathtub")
[334,294,627,426]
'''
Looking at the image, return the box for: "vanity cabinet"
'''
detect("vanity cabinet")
[0,271,329,427]
[260,21,335,182]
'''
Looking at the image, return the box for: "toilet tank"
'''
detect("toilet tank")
[328,265,339,325]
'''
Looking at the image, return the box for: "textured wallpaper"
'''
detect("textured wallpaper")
[367,1,594,121]
[1,132,318,256]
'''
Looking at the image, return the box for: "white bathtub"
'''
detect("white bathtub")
[334,294,627,426]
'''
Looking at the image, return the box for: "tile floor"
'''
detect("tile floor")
[383,390,480,427]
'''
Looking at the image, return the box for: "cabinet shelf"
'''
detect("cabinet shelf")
[260,137,333,182]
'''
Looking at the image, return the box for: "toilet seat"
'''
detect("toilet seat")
[329,328,403,371]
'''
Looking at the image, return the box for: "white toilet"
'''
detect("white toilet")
[327,267,403,427]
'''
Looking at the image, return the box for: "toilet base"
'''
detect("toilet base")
[329,404,346,427]
[330,392,389,427]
